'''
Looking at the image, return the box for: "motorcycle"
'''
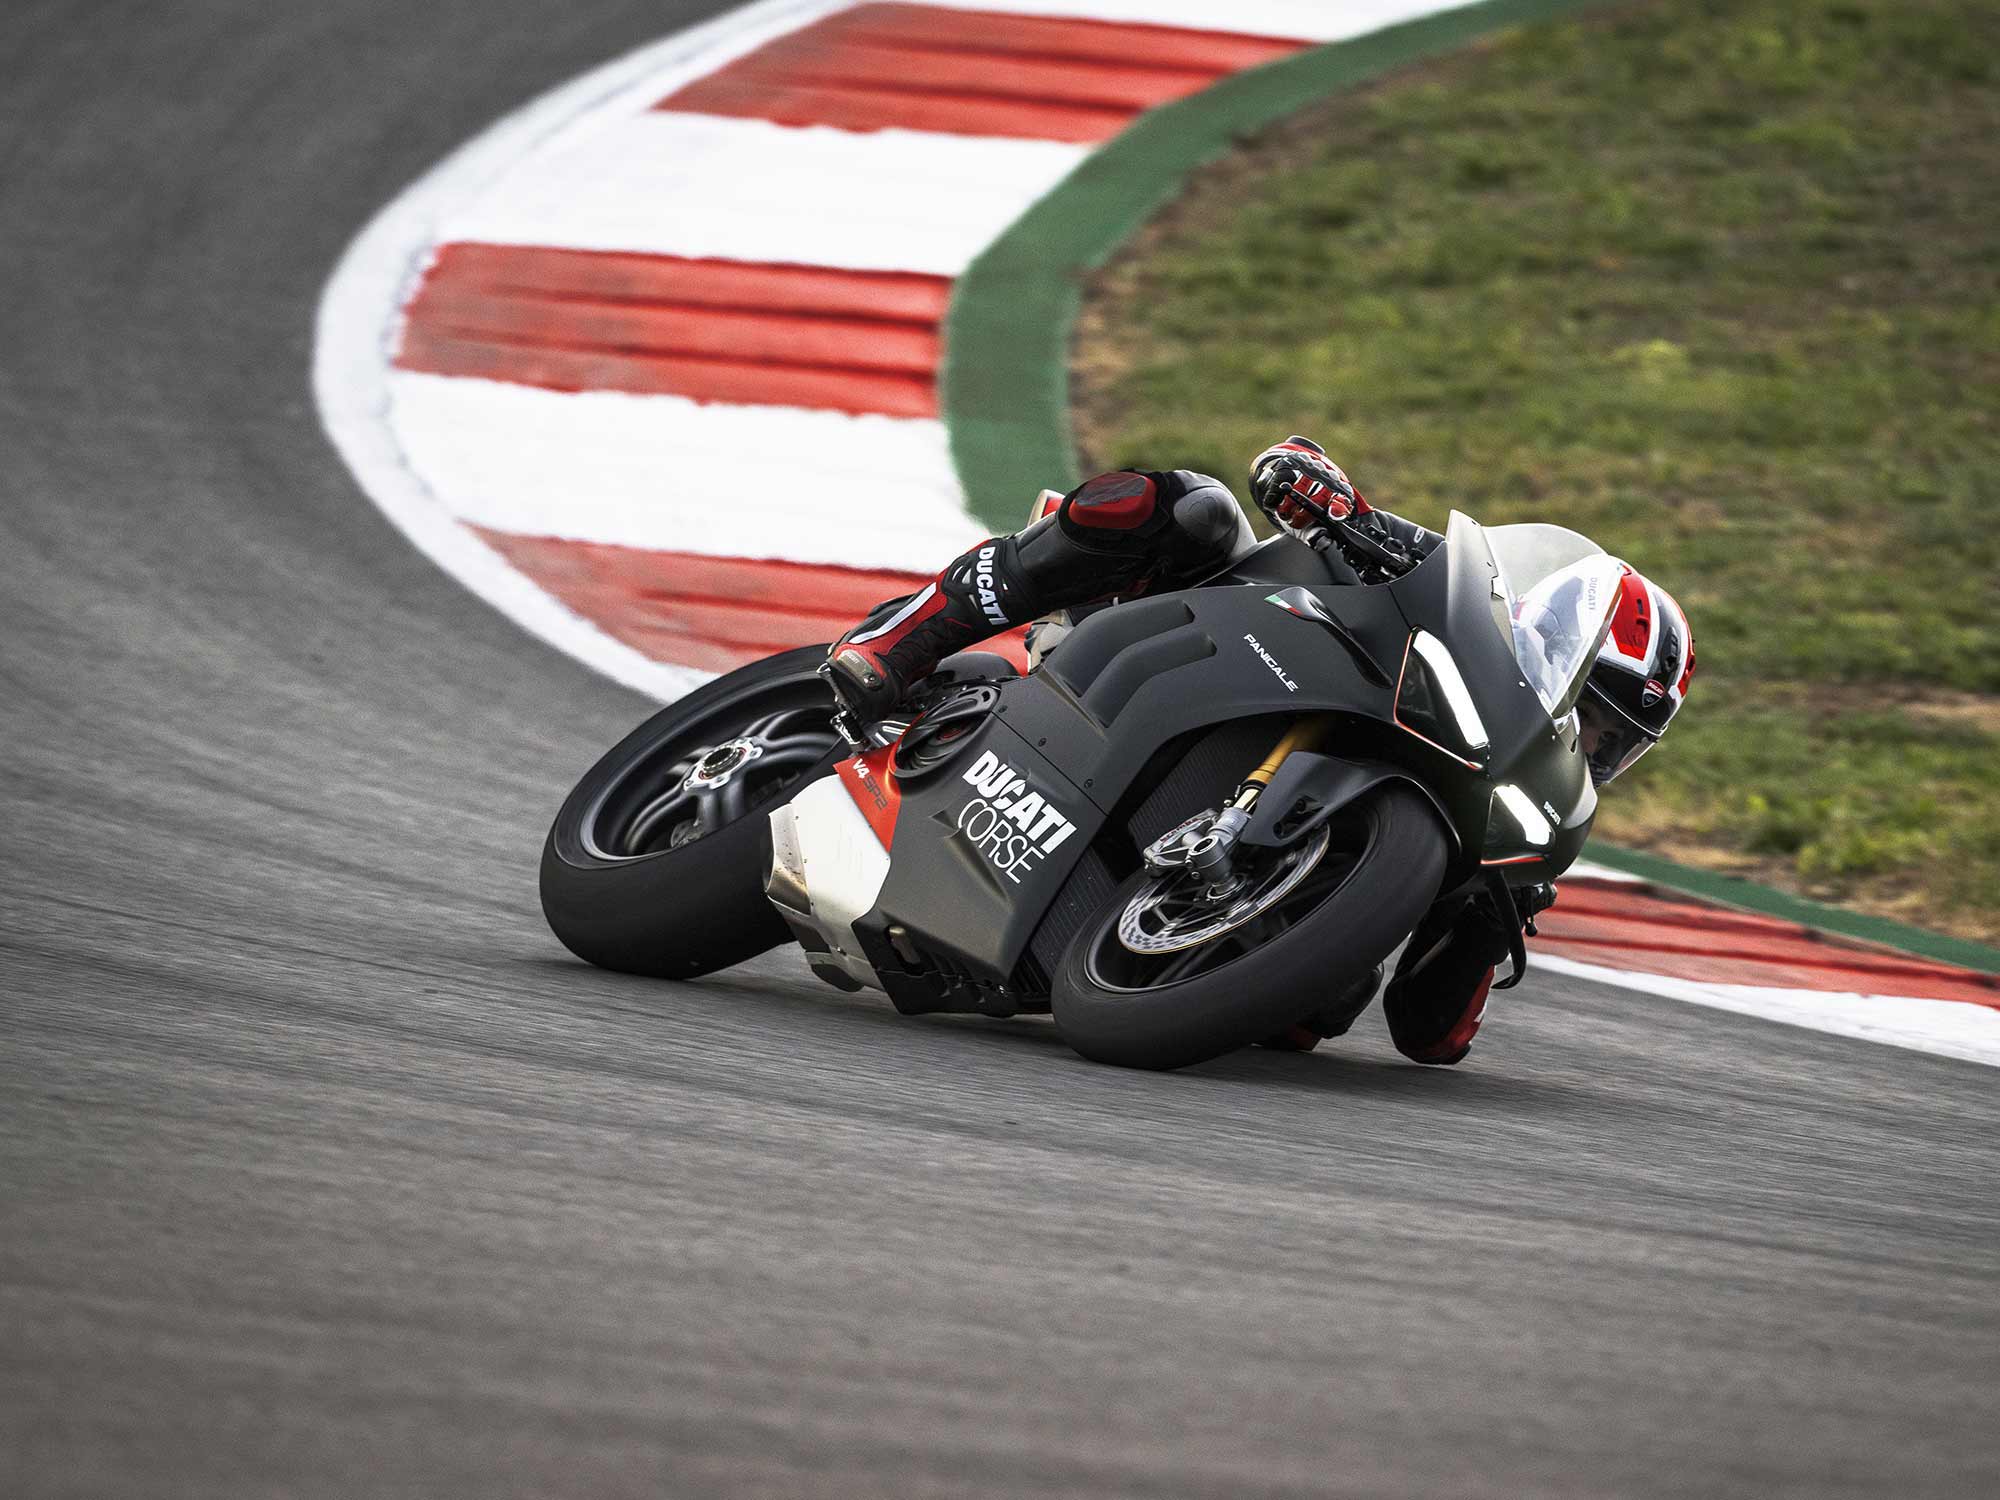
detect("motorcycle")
[540,512,1622,1070]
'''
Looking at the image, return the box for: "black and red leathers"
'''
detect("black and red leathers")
[825,468,1254,720]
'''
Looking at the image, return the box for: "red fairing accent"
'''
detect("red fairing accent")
[983,625,1034,674]
[835,744,902,849]
[1065,472,1157,529]
[1407,966,1493,1063]
[1350,488,1372,515]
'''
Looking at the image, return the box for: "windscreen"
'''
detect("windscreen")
[1451,517,1621,720]
[1491,526,1620,718]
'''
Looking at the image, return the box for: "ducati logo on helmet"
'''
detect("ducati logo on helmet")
[1642,678,1667,707]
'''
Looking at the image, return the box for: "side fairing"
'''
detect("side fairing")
[862,582,1435,1002]
[860,716,1106,1008]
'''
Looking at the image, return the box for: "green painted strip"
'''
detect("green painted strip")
[942,0,1616,536]
[1579,842,2000,976]
[940,0,2000,979]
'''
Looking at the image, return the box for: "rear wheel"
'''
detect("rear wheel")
[1052,785,1448,1070]
[540,646,840,978]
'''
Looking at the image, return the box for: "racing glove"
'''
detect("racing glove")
[1249,437,1420,580]
[1249,437,1365,537]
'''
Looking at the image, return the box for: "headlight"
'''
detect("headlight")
[1394,631,1490,767]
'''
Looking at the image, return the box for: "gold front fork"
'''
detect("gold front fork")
[1230,716,1331,814]
[1158,716,1335,886]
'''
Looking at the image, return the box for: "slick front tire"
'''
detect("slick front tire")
[540,646,840,979]
[1052,785,1448,1071]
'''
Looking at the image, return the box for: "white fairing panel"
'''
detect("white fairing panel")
[767,776,892,991]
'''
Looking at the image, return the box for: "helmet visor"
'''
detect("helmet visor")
[1579,689,1658,786]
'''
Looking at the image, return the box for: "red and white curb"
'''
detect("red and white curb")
[316,0,1452,692]
[314,0,2000,1062]
[1547,866,1999,1066]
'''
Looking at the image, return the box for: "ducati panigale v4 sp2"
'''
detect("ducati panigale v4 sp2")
[541,514,1624,1070]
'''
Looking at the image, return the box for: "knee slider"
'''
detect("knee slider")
[1167,475,1256,560]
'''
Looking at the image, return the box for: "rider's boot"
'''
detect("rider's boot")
[1382,883,1558,1063]
[1259,962,1384,1052]
[825,546,1006,722]
[826,469,1254,722]
[1380,898,1511,1065]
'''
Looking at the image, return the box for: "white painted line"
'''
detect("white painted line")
[443,113,1088,276]
[1536,953,2000,1069]
[387,373,983,570]
[1566,859,1645,883]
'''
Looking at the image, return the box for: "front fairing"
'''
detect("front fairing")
[1380,514,1600,876]
[1376,512,1608,876]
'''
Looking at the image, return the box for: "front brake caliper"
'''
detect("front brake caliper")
[1141,805,1251,888]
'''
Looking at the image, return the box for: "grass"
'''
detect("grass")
[1073,0,2000,941]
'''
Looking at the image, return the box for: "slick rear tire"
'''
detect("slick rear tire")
[1052,785,1448,1071]
[540,646,839,979]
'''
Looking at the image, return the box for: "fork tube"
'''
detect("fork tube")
[1233,717,1330,811]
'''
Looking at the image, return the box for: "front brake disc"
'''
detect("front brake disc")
[1115,824,1331,954]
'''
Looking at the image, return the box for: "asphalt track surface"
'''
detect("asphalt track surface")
[3,3,1998,1495]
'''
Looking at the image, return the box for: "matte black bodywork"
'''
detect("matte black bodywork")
[848,534,1595,1017]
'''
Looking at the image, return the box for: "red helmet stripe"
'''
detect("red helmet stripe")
[1603,568,1657,672]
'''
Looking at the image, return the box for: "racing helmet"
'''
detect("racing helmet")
[1577,564,1694,785]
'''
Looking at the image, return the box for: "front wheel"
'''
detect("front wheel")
[1051,785,1448,1070]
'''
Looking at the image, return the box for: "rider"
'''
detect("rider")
[825,438,1694,1065]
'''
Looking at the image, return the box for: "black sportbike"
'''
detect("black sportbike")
[541,514,1622,1070]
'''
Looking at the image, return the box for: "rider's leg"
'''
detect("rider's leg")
[1258,962,1384,1052]
[827,469,1252,717]
[1379,897,1511,1065]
